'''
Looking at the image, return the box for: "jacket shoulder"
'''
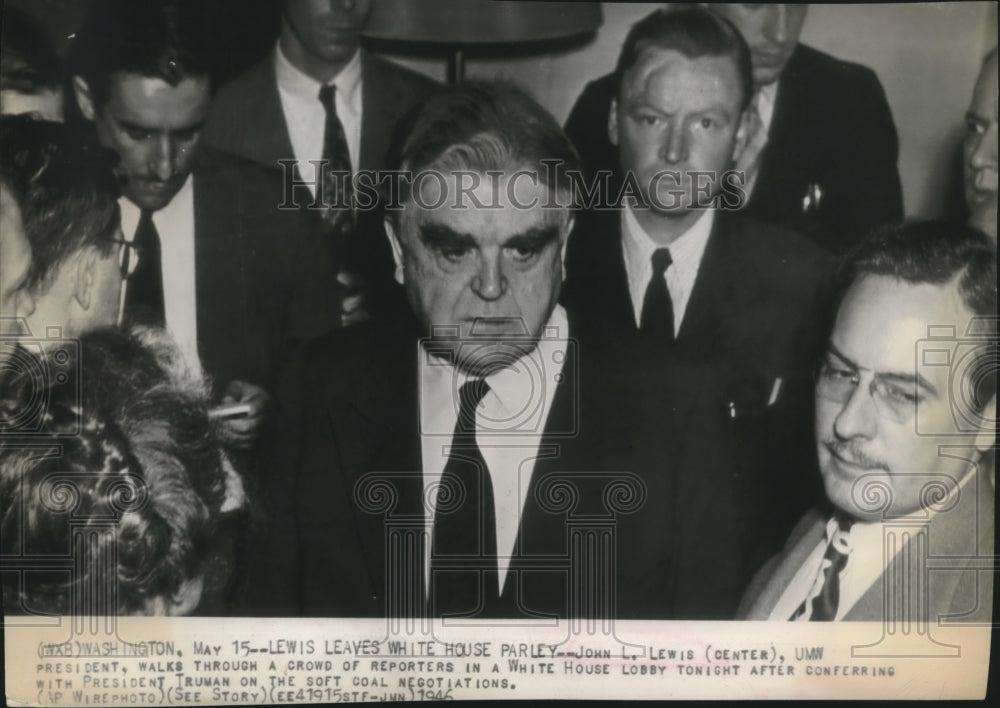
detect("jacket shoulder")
[363,52,440,98]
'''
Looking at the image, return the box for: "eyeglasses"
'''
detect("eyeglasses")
[815,355,923,424]
[112,239,140,279]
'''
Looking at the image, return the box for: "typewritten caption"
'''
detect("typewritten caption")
[5,618,990,703]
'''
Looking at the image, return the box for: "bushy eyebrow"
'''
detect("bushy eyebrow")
[418,223,560,250]
[826,344,938,395]
[503,225,560,250]
[419,223,477,249]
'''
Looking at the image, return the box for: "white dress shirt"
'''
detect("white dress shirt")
[770,467,976,621]
[118,177,200,371]
[418,306,570,595]
[621,203,715,334]
[275,43,362,199]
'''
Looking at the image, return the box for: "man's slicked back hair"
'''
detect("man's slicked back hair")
[614,5,754,111]
[70,0,215,109]
[387,80,580,217]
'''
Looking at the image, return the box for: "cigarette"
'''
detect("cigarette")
[209,403,253,420]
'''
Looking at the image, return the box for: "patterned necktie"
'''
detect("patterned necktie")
[791,516,853,621]
[430,379,500,618]
[123,210,165,327]
[639,248,674,341]
[317,83,355,259]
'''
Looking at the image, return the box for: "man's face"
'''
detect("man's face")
[282,0,373,66]
[387,172,571,372]
[0,184,33,327]
[964,53,998,239]
[78,73,210,212]
[610,47,748,218]
[708,4,808,87]
[815,275,989,521]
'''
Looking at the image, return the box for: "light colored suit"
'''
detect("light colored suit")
[738,465,994,623]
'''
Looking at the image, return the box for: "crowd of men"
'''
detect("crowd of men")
[0,1,996,625]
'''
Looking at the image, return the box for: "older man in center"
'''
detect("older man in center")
[250,81,722,619]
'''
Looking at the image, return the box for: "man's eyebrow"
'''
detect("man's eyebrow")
[502,225,561,248]
[117,119,205,135]
[419,223,477,248]
[827,343,938,395]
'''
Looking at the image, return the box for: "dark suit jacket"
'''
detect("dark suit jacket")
[738,466,994,622]
[240,310,753,619]
[562,208,835,581]
[203,50,440,318]
[564,44,903,253]
[189,148,339,397]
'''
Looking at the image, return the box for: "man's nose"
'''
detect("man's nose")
[149,135,176,182]
[660,123,687,165]
[765,4,790,43]
[832,382,878,441]
[969,123,998,170]
[471,253,507,301]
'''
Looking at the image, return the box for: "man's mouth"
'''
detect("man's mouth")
[824,440,888,473]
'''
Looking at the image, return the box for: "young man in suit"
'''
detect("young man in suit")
[565,3,903,253]
[69,0,339,453]
[963,48,997,240]
[203,0,439,323]
[257,81,724,619]
[740,222,995,622]
[562,6,834,586]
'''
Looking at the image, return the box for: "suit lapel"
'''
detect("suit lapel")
[192,168,250,392]
[238,56,298,171]
[337,327,425,606]
[359,52,394,172]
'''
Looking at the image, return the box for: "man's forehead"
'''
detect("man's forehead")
[407,171,567,238]
[834,275,974,369]
[970,57,999,119]
[623,47,741,106]
[106,72,211,126]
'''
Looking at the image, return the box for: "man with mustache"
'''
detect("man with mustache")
[70,0,339,454]
[963,48,997,240]
[565,3,903,253]
[739,222,995,622]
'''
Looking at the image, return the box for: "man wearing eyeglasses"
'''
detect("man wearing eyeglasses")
[0,115,124,341]
[739,221,995,622]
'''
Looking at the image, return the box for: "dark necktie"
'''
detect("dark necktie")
[791,516,853,621]
[430,379,500,618]
[123,210,165,327]
[639,248,674,340]
[317,84,355,256]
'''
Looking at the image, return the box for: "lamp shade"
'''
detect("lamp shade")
[363,0,602,44]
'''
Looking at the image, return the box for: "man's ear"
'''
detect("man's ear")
[72,248,99,310]
[384,216,405,285]
[607,97,620,148]
[974,394,997,454]
[72,76,97,121]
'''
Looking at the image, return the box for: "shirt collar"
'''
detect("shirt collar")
[420,305,570,435]
[621,204,715,278]
[120,173,195,242]
[275,42,362,109]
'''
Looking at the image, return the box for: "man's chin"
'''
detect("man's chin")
[125,187,181,212]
